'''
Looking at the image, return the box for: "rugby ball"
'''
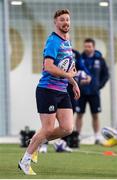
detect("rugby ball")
[75,70,87,82]
[69,60,75,70]
[77,70,87,79]
[102,127,117,140]
[58,58,75,72]
[53,139,67,152]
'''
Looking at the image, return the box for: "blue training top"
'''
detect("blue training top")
[38,32,73,92]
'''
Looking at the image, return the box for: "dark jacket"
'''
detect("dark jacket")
[72,49,90,74]
[79,50,109,95]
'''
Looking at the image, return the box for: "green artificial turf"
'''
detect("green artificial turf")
[0,144,117,179]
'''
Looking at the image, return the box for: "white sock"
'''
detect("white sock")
[21,151,32,164]
[21,139,48,161]
[95,132,100,140]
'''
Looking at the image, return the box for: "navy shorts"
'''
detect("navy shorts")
[36,87,72,114]
[67,84,76,113]
[75,94,101,114]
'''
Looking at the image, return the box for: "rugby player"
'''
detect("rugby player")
[18,9,80,175]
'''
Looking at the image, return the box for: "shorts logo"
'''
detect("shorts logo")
[97,107,101,112]
[75,106,80,113]
[49,105,55,112]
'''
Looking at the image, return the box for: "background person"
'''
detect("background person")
[67,49,91,113]
[75,38,109,144]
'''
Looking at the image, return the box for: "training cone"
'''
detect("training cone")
[103,151,116,156]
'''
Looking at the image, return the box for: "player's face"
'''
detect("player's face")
[55,14,70,33]
[84,43,95,56]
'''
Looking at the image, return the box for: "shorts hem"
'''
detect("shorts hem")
[58,107,72,109]
[37,111,56,114]
[91,111,101,114]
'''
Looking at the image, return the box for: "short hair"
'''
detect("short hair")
[54,9,70,19]
[84,38,95,46]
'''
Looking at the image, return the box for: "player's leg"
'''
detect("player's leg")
[48,109,73,141]
[89,94,101,144]
[75,95,86,134]
[36,109,74,154]
[33,108,75,156]
[92,113,100,143]
[60,85,75,148]
[27,113,56,154]
[46,93,74,140]
[30,116,54,163]
[19,113,56,175]
[32,142,48,164]
[19,91,73,175]
[75,113,84,134]
[49,108,74,152]
[34,103,74,155]
[19,87,58,175]
[32,99,73,162]
[39,109,73,142]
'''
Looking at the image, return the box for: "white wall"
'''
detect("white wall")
[10,20,40,134]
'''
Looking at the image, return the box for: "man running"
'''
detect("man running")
[18,9,80,175]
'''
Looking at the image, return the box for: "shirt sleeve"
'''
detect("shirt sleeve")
[43,37,59,61]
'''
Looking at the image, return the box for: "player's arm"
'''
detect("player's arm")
[68,77,77,87]
[99,57,109,89]
[44,58,76,79]
[68,78,80,100]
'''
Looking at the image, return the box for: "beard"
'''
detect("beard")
[59,25,70,33]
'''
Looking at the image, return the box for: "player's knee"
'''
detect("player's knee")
[61,125,73,136]
[67,126,73,135]
[45,128,54,138]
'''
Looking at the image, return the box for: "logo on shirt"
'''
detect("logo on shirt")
[60,41,71,49]
[94,60,100,68]
[49,105,55,112]
[81,59,85,64]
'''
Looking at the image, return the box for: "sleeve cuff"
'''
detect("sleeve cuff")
[44,56,56,61]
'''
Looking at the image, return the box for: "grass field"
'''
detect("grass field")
[0,144,117,179]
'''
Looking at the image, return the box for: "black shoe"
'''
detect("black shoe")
[95,139,101,145]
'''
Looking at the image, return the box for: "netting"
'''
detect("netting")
[0,0,7,135]
[0,0,116,135]
[9,0,111,74]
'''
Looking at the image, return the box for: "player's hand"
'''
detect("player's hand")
[66,67,77,79]
[73,84,80,100]
[80,75,92,85]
